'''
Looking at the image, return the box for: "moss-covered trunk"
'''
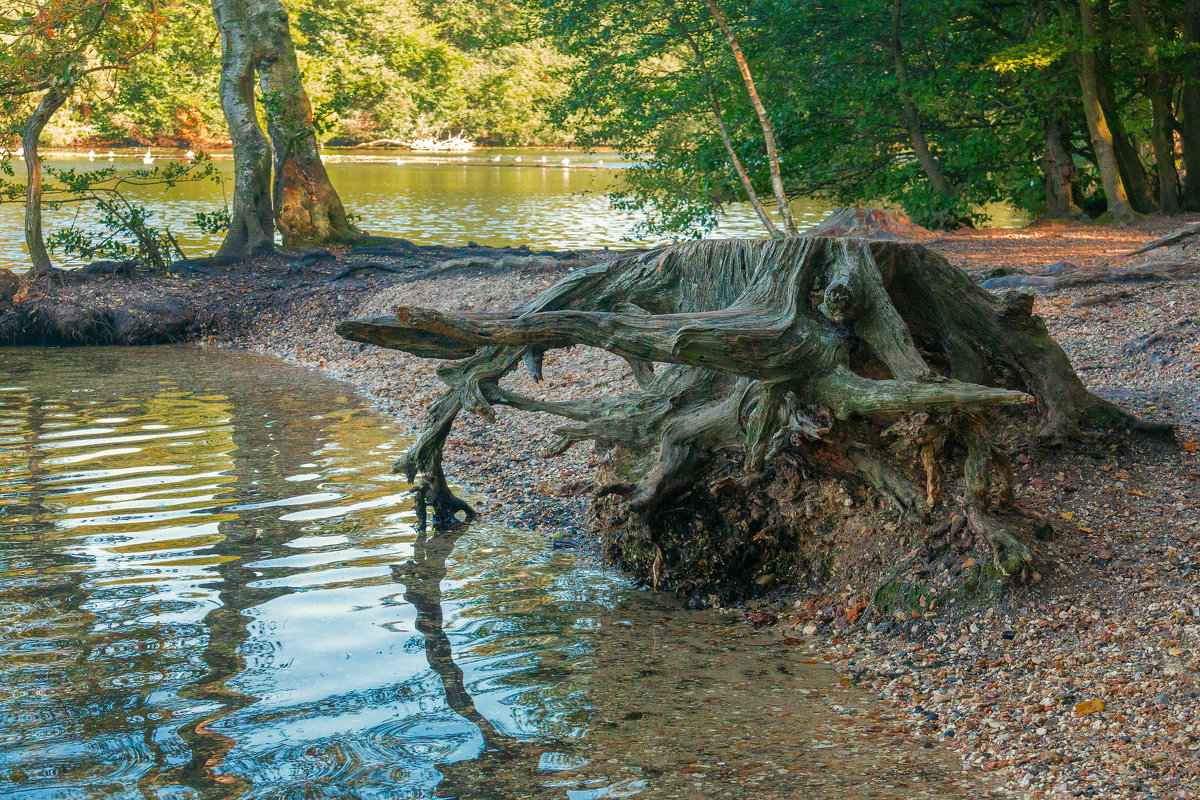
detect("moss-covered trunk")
[245,0,360,247]
[21,87,68,276]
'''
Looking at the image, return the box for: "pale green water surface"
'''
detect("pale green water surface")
[0,148,1026,272]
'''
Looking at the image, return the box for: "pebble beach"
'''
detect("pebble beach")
[215,221,1200,799]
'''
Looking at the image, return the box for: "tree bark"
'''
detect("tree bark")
[211,0,275,258]
[1097,73,1159,213]
[704,0,796,235]
[1041,114,1079,219]
[1073,0,1136,221]
[888,0,955,202]
[244,0,360,246]
[1130,0,1181,213]
[708,84,781,238]
[22,87,68,276]
[1180,0,1200,210]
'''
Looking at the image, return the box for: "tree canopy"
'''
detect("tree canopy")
[4,0,1200,249]
[546,0,1200,229]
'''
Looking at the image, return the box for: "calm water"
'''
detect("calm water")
[0,149,839,272]
[0,346,637,798]
[1,148,1029,272]
[0,346,987,799]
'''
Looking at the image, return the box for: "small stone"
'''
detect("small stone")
[802,622,818,636]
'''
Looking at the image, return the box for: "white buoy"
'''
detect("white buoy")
[561,157,570,166]
[87,150,95,160]
[395,157,404,165]
[185,150,196,160]
[142,149,155,164]
[492,155,501,162]
[461,156,468,162]
[106,150,114,160]
[596,159,604,167]
[540,156,548,164]
[514,156,522,163]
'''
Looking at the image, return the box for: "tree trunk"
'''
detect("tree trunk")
[1098,75,1159,213]
[211,0,275,258]
[338,237,1166,593]
[244,0,360,247]
[1130,0,1181,213]
[1073,0,1136,221]
[1180,0,1200,210]
[708,84,781,238]
[888,0,955,204]
[704,0,796,235]
[1041,114,1079,219]
[22,87,68,276]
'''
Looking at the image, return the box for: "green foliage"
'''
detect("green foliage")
[37,0,569,147]
[0,154,226,269]
[543,0,1199,231]
[194,206,231,234]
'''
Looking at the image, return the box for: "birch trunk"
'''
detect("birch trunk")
[211,0,275,258]
[704,0,796,235]
[22,87,68,276]
[708,85,781,238]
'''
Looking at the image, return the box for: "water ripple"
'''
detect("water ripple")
[0,346,632,799]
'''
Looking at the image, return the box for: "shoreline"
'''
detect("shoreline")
[3,221,1199,797]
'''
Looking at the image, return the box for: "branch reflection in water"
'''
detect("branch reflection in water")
[0,346,637,800]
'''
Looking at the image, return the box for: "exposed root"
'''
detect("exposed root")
[338,237,1158,592]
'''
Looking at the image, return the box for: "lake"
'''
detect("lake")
[0,148,1024,272]
[0,345,984,798]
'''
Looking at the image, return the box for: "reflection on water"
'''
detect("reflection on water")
[0,346,988,800]
[0,149,835,272]
[0,346,633,799]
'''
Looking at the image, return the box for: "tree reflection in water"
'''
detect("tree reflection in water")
[0,347,636,800]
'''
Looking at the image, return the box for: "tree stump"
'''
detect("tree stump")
[337,238,1168,595]
[802,208,935,241]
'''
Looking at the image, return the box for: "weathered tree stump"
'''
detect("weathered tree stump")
[337,238,1168,595]
[802,208,935,241]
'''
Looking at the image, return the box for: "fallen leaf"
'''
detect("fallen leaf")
[1074,699,1105,716]
[1059,511,1075,521]
[845,597,868,624]
[1182,442,1197,452]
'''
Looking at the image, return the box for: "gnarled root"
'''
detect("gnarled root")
[338,237,1161,592]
